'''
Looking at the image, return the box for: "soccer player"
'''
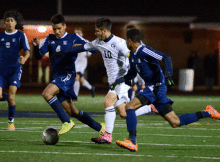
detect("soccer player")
[0,10,30,131]
[73,27,95,97]
[32,14,104,135]
[52,18,157,144]
[115,29,220,152]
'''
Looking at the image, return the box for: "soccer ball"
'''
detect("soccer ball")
[42,128,59,145]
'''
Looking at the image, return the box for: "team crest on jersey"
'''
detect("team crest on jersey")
[51,41,55,44]
[63,41,67,45]
[1,38,4,41]
[12,38,16,42]
[111,43,116,49]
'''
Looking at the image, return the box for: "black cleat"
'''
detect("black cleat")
[90,86,95,97]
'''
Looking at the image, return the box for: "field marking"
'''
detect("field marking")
[0,150,220,160]
[1,139,220,148]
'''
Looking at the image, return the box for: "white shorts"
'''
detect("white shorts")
[75,63,87,74]
[108,82,130,107]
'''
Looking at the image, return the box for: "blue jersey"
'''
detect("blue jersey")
[0,30,30,68]
[126,45,166,86]
[38,32,88,79]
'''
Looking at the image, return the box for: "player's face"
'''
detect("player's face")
[95,27,105,40]
[75,29,83,37]
[4,17,17,32]
[126,39,132,50]
[52,23,66,38]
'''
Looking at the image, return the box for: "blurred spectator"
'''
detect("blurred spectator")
[203,52,218,91]
[187,51,201,86]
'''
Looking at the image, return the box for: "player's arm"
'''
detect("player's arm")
[19,33,30,65]
[143,46,174,86]
[32,37,48,60]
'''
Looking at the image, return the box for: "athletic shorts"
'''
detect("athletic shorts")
[51,71,77,103]
[108,82,130,107]
[0,66,23,90]
[75,63,87,74]
[138,83,173,113]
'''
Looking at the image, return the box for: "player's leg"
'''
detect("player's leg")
[80,76,95,97]
[91,92,117,144]
[74,73,80,96]
[0,75,8,101]
[7,85,17,131]
[116,97,142,152]
[62,99,105,135]
[42,83,72,126]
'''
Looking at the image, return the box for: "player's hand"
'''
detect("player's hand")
[18,56,27,65]
[31,37,39,46]
[110,77,125,90]
[165,76,175,87]
[51,51,65,60]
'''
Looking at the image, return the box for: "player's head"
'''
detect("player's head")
[126,29,142,50]
[95,18,112,40]
[74,27,83,37]
[50,14,66,38]
[125,24,138,32]
[4,10,24,31]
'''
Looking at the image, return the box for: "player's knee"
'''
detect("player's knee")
[125,103,134,110]
[118,111,127,119]
[104,101,113,108]
[170,120,181,128]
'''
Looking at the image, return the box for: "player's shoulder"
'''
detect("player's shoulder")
[112,35,126,42]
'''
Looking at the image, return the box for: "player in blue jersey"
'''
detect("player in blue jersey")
[115,29,220,152]
[0,10,30,131]
[32,14,104,135]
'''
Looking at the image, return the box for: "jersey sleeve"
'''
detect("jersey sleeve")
[142,46,164,61]
[118,39,130,57]
[20,32,30,51]
[39,36,49,54]
[75,33,88,45]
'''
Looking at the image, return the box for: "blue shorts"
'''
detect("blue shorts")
[51,71,77,103]
[138,83,173,113]
[0,66,23,90]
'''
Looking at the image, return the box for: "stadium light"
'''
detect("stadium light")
[38,26,47,33]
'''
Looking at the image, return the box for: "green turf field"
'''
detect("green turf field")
[0,94,220,162]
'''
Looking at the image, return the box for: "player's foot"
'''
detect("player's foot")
[116,138,138,152]
[8,122,15,131]
[90,86,95,97]
[205,105,220,120]
[150,104,158,114]
[58,120,75,135]
[99,123,105,136]
[91,131,112,144]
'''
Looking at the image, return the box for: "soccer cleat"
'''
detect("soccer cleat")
[8,122,15,131]
[116,138,138,152]
[150,104,159,114]
[205,105,220,120]
[58,120,75,135]
[91,131,112,144]
[99,123,105,136]
[90,86,95,97]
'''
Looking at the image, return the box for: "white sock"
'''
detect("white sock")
[105,106,116,134]
[82,80,92,90]
[131,91,135,99]
[9,118,14,123]
[74,81,80,96]
[135,105,151,116]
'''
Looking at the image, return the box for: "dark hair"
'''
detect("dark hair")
[50,14,65,25]
[126,29,142,43]
[4,10,24,31]
[95,18,112,31]
[126,24,137,31]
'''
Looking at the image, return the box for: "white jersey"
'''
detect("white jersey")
[85,34,130,85]
[75,51,92,74]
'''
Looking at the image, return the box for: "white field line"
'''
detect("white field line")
[0,150,220,160]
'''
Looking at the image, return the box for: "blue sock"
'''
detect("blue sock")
[179,113,199,126]
[47,97,70,123]
[126,109,137,144]
[0,94,7,101]
[8,105,16,122]
[77,110,101,131]
[201,110,211,118]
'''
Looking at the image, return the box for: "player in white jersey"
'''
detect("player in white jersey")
[73,27,95,97]
[83,18,157,144]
